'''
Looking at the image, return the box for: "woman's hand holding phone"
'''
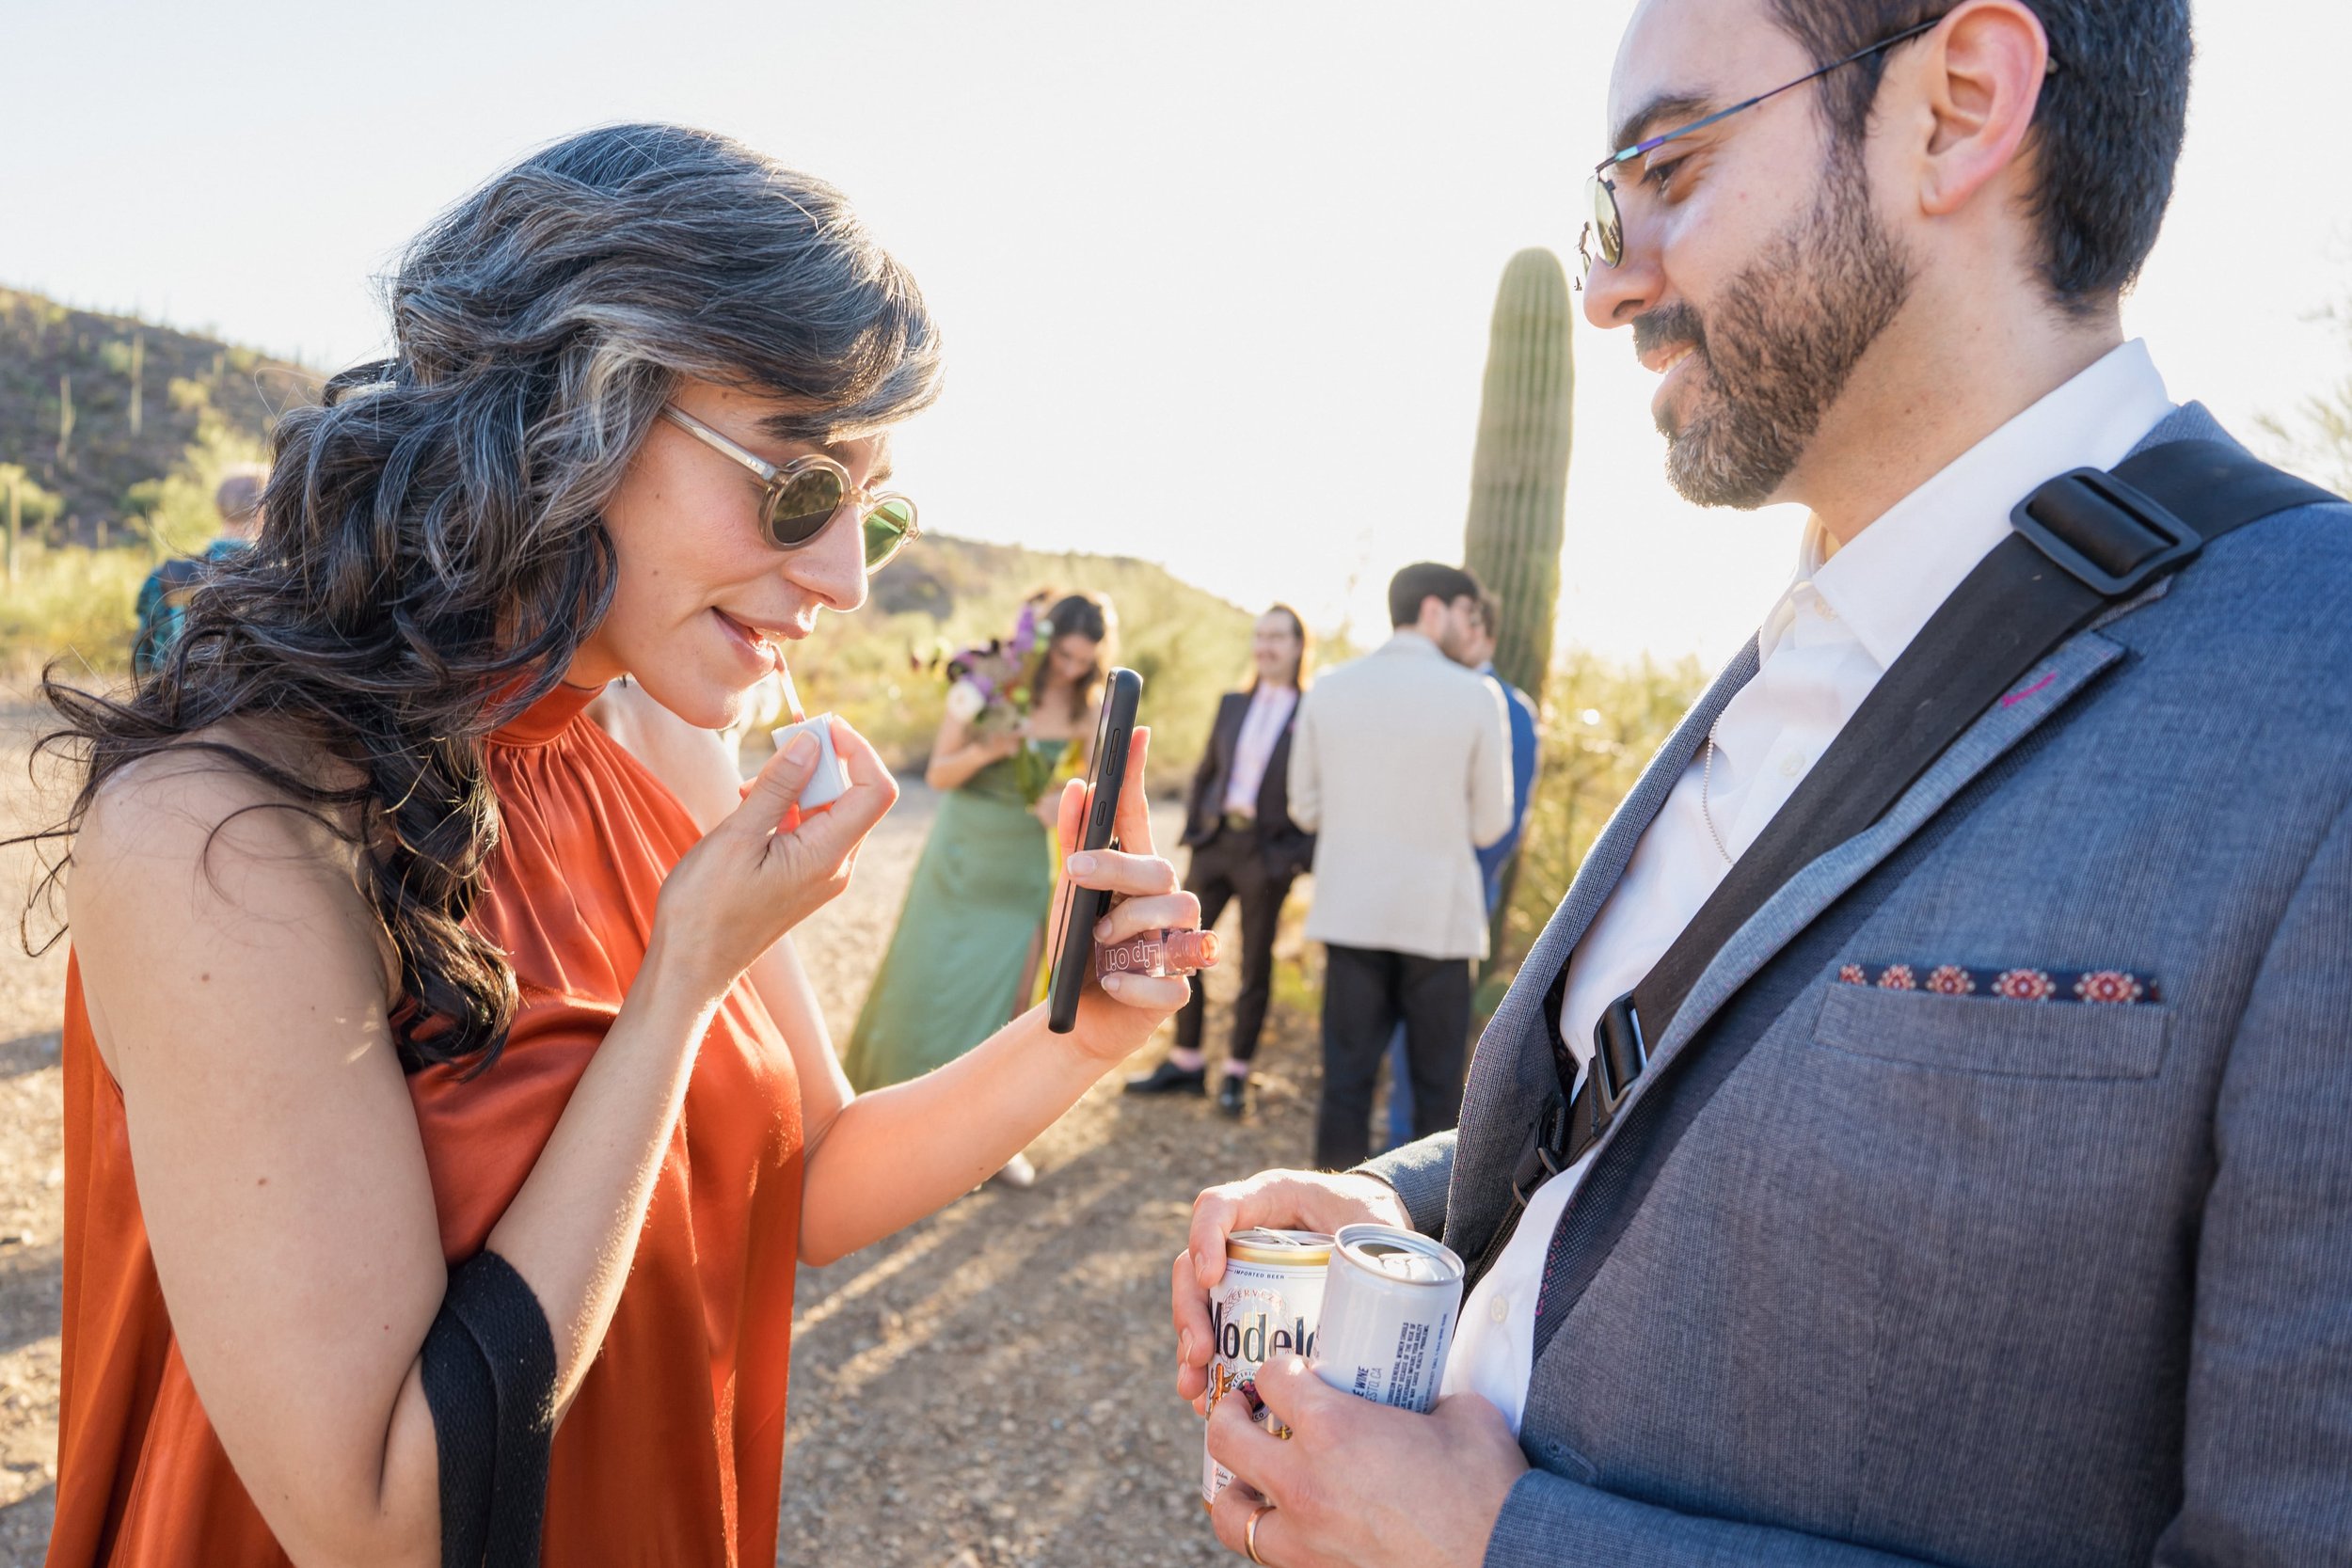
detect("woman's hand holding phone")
[1042,726,1210,1062]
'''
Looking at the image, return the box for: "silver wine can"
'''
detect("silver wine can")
[1200,1228,1330,1509]
[1312,1224,1465,1414]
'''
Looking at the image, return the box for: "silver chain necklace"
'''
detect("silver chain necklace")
[1700,720,1734,865]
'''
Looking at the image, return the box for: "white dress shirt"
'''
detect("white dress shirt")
[1440,340,2177,1433]
[1223,683,1299,816]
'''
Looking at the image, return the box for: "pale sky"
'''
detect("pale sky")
[4,1,2345,669]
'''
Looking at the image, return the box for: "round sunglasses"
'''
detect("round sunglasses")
[659,404,919,571]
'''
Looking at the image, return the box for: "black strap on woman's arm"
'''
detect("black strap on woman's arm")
[420,1250,558,1568]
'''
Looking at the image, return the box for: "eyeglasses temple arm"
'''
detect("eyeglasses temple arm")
[1594,12,1947,175]
[659,405,779,483]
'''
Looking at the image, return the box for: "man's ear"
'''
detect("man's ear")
[1914,0,2052,218]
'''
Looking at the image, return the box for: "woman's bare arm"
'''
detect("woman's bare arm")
[585,688,1204,1268]
[588,680,852,1149]
[796,731,1199,1263]
[70,732,883,1568]
[924,691,1021,793]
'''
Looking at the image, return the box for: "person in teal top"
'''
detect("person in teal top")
[843,592,1113,1185]
[132,467,266,677]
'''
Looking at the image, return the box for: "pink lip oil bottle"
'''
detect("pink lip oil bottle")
[1094,928,1219,982]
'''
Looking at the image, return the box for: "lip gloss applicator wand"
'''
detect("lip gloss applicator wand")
[768,657,853,812]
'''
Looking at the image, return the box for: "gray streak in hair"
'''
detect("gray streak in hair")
[22,122,943,1075]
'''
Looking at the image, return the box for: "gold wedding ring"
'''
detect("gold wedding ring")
[1246,1500,1276,1566]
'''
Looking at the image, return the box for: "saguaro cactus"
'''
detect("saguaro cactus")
[1462,247,1575,707]
[1462,247,1574,980]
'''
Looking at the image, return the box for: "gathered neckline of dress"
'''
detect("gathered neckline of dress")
[489,681,603,749]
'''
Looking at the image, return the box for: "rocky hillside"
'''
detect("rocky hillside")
[0,288,316,541]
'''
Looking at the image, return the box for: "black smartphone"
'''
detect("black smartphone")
[1047,667,1145,1034]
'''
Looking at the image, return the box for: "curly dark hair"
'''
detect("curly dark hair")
[17,123,942,1075]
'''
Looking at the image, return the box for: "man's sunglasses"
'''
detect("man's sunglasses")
[659,404,919,571]
[1579,13,1958,280]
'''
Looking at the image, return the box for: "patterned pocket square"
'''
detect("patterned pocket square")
[1836,961,2161,1005]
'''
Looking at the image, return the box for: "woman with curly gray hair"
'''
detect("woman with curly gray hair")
[25,124,1207,1567]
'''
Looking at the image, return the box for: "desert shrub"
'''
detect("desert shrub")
[789,538,1255,795]
[0,540,151,675]
[1489,648,1711,991]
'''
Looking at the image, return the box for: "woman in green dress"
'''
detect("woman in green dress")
[843,594,1115,1177]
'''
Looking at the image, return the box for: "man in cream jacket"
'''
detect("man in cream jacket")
[1288,562,1514,1169]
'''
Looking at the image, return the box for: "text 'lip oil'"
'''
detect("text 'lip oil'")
[1094,928,1218,981]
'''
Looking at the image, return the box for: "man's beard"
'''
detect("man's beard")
[1642,155,1914,509]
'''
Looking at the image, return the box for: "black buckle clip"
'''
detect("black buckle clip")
[2010,467,2203,598]
[1510,1099,1565,1209]
[1591,993,1649,1118]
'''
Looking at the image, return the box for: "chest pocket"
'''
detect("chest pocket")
[1812,979,2169,1081]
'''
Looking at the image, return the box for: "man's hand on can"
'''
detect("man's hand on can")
[1206,1355,1523,1568]
[1171,1169,1408,1411]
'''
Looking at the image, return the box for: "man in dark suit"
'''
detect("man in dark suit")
[1170,2,2352,1564]
[1126,606,1315,1117]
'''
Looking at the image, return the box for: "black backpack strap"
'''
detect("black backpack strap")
[1490,440,2337,1277]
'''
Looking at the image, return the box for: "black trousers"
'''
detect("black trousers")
[1175,824,1295,1066]
[1315,944,1471,1171]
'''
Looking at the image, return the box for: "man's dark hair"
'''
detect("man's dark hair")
[1769,0,2191,311]
[1474,591,1502,638]
[1388,562,1483,628]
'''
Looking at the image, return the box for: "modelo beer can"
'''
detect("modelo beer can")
[1200,1228,1330,1509]
[1312,1224,1465,1414]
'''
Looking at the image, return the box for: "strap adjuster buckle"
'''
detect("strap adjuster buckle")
[2010,467,2203,598]
[1592,993,1648,1117]
[1510,1100,1565,1209]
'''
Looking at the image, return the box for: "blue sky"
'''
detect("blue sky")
[4,0,2346,664]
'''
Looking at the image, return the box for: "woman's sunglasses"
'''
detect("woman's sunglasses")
[659,404,919,571]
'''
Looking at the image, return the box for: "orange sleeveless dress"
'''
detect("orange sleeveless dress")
[47,683,807,1566]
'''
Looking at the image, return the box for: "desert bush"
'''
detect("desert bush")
[789,538,1256,795]
[0,539,151,675]
[1486,648,1710,995]
[121,392,268,557]
[2259,296,2352,499]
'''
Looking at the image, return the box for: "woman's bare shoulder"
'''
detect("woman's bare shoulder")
[587,678,743,832]
[76,718,370,906]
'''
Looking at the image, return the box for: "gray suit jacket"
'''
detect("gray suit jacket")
[1364,406,2352,1566]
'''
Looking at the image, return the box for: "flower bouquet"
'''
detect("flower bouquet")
[933,594,1073,806]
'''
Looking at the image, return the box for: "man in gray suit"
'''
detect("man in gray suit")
[1170,1,2352,1564]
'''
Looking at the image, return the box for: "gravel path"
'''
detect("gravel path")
[0,693,1327,1567]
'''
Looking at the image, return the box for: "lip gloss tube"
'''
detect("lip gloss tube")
[767,658,852,811]
[1094,928,1219,982]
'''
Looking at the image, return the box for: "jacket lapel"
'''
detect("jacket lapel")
[1443,642,1760,1260]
